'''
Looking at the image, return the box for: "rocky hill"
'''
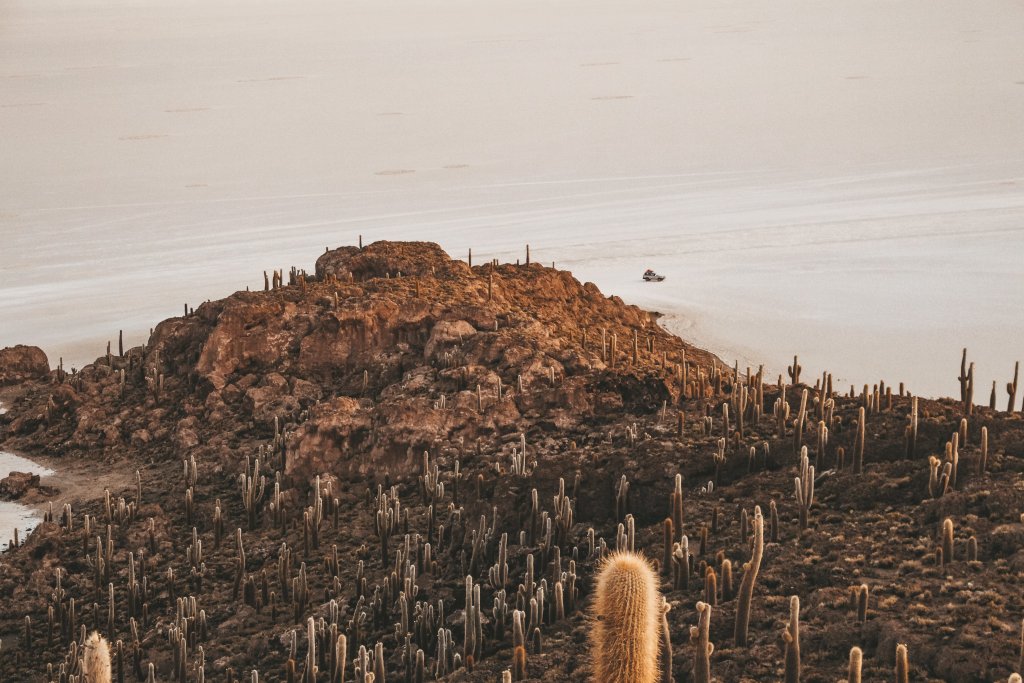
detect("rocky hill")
[1,241,1023,682]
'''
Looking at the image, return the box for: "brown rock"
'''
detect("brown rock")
[244,373,299,426]
[287,397,372,480]
[0,471,40,500]
[0,345,49,385]
[130,429,152,447]
[314,240,468,281]
[424,320,477,359]
[989,522,1024,557]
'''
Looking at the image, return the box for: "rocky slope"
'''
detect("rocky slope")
[1,240,1023,682]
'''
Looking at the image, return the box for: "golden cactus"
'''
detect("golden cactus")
[84,631,112,683]
[591,552,661,683]
[848,647,862,683]
[895,643,909,683]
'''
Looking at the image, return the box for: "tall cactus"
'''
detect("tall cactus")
[591,552,661,683]
[690,601,712,683]
[659,598,673,683]
[783,596,800,683]
[959,348,970,403]
[905,398,918,459]
[734,506,764,646]
[853,407,866,474]
[239,457,266,531]
[788,355,802,384]
[795,450,815,530]
[1009,361,1019,413]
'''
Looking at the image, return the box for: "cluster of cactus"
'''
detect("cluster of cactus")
[15,264,1024,683]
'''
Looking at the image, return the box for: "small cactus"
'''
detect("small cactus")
[512,645,527,681]
[855,584,869,623]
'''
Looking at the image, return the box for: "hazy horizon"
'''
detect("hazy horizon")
[3,0,1024,399]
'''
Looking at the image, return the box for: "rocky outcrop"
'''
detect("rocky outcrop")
[0,471,40,499]
[6,240,713,483]
[314,240,469,281]
[0,346,49,385]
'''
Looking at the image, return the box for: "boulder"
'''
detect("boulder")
[424,320,476,359]
[314,241,468,281]
[0,471,40,499]
[0,345,49,385]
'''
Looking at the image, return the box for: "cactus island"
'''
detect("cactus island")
[1,241,1024,681]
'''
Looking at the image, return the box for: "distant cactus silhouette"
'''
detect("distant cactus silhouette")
[788,355,802,384]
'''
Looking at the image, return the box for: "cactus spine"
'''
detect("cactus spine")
[591,552,661,683]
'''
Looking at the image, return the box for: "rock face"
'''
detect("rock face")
[0,345,48,385]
